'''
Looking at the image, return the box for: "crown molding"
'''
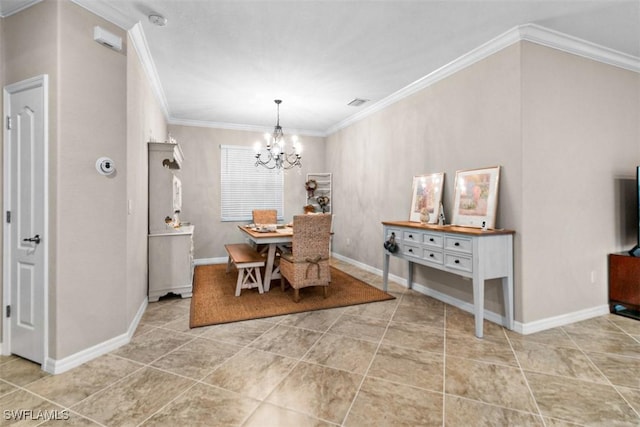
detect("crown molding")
[128,23,170,121]
[70,0,137,29]
[61,3,640,137]
[325,24,522,135]
[326,23,640,136]
[169,118,327,138]
[0,0,41,17]
[518,23,640,73]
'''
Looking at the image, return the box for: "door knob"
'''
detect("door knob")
[23,234,40,244]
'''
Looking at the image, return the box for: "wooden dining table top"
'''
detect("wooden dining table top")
[237,224,293,240]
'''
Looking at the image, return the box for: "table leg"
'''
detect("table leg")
[502,275,514,330]
[382,253,390,292]
[407,260,414,289]
[472,275,485,338]
[263,243,277,291]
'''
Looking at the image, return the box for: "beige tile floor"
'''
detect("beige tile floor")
[1,259,640,426]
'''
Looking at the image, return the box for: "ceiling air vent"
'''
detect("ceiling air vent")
[347,98,369,107]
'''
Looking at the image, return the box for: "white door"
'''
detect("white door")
[3,75,48,364]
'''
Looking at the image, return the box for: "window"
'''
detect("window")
[220,145,284,221]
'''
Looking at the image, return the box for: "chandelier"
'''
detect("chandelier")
[254,99,302,170]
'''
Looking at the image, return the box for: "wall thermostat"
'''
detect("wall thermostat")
[96,157,115,176]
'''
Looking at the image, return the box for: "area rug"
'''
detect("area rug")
[189,264,395,328]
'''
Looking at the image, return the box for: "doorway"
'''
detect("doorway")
[2,75,49,365]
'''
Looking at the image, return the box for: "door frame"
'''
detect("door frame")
[2,74,49,366]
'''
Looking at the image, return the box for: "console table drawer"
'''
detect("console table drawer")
[423,232,444,248]
[402,243,422,258]
[445,253,473,272]
[386,228,402,241]
[445,235,473,254]
[403,230,421,243]
[423,248,444,265]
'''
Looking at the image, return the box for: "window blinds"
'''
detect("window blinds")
[220,145,284,221]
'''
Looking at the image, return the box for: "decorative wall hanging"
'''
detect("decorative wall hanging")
[452,166,500,229]
[409,173,444,223]
[305,179,317,198]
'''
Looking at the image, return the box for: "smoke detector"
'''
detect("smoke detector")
[149,14,167,26]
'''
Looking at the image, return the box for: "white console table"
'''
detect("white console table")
[382,221,514,338]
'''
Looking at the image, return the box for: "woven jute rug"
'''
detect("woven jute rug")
[189,264,395,328]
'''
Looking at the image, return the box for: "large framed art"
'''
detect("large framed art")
[452,166,500,229]
[409,173,444,223]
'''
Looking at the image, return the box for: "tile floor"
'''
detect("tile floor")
[1,259,639,426]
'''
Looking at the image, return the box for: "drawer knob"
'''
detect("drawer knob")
[429,253,434,258]
[454,259,460,264]
[409,234,413,239]
[429,238,434,242]
[408,249,413,253]
[454,242,460,246]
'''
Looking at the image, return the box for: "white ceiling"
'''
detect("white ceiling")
[3,0,640,135]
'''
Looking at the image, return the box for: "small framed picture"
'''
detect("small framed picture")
[409,173,445,223]
[452,166,500,229]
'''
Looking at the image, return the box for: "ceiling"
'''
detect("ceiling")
[3,0,639,135]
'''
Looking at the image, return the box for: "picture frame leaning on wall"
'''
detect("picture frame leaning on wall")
[452,166,501,229]
[409,173,445,223]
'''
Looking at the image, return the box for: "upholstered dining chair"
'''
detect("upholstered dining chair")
[280,214,332,302]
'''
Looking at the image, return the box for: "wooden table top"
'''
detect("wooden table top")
[382,220,515,236]
[238,225,293,239]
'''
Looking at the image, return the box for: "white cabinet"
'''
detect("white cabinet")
[305,172,332,213]
[148,141,194,301]
[148,226,194,302]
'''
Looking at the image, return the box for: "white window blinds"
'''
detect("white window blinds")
[220,145,284,221]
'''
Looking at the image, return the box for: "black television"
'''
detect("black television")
[630,165,640,257]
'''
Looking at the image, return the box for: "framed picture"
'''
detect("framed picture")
[409,173,444,223]
[452,166,500,229]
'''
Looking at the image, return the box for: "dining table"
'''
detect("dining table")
[237,224,293,291]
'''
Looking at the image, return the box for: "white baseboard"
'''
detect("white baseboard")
[42,297,148,374]
[516,304,610,335]
[332,252,610,335]
[332,252,409,287]
[194,257,227,266]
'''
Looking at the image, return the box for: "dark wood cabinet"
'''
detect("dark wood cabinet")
[609,253,640,319]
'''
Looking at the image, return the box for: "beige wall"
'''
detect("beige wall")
[2,0,163,362]
[56,1,129,357]
[326,41,639,326]
[520,42,639,323]
[1,0,60,354]
[327,43,522,316]
[126,32,167,324]
[168,124,325,260]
